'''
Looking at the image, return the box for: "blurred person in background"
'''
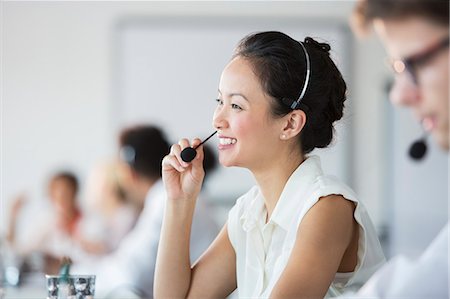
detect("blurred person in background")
[72,124,218,299]
[6,171,85,275]
[341,0,449,297]
[76,160,141,255]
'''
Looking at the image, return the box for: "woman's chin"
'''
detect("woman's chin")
[218,156,236,168]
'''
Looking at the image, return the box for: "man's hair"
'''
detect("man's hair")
[119,125,170,180]
[202,143,218,182]
[352,0,449,36]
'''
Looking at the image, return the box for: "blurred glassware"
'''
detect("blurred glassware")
[46,275,95,299]
[1,243,22,287]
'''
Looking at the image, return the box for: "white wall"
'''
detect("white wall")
[2,1,447,257]
[1,0,363,219]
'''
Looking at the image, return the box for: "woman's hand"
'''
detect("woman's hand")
[162,138,205,202]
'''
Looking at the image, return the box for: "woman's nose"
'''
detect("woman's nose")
[389,74,421,107]
[212,107,227,130]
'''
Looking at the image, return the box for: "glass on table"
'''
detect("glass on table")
[46,275,95,299]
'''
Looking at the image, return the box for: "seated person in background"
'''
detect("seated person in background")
[6,171,86,274]
[195,143,221,223]
[72,124,219,299]
[154,31,386,299]
[76,160,141,255]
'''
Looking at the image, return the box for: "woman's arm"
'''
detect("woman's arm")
[154,195,198,298]
[154,139,236,298]
[187,223,237,298]
[270,195,357,299]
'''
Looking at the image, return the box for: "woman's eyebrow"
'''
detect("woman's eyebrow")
[218,89,249,102]
[230,93,249,102]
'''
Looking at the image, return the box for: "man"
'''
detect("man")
[346,0,449,297]
[73,125,218,298]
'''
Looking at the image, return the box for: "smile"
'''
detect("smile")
[219,137,237,145]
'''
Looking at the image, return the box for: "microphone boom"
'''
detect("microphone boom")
[180,131,217,163]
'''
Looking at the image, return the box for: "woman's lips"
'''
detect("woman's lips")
[219,137,237,145]
[218,136,237,150]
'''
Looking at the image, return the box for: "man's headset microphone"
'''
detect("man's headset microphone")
[409,135,427,161]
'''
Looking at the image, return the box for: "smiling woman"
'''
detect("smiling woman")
[154,31,385,299]
[116,16,354,209]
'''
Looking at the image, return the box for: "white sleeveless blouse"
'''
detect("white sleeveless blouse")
[227,156,386,298]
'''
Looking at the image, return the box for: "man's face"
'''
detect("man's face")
[374,17,449,150]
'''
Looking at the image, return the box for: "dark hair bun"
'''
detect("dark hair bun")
[304,37,331,53]
[300,37,346,153]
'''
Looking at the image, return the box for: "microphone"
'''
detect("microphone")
[181,131,217,163]
[408,135,428,160]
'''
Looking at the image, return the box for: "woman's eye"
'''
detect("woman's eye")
[215,98,223,105]
[231,103,242,110]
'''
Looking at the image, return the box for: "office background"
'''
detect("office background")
[2,1,448,258]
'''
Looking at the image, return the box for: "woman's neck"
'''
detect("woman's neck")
[252,154,304,221]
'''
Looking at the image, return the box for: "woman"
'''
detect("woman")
[155,31,385,298]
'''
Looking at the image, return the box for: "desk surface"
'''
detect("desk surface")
[4,286,46,299]
[3,272,46,299]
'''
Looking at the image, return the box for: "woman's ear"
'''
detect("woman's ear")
[280,110,307,140]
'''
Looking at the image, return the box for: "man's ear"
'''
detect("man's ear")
[280,109,307,140]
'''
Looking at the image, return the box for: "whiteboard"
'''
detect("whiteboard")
[114,16,353,205]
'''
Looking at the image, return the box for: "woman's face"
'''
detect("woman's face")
[213,57,285,171]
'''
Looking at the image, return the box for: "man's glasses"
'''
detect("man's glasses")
[390,36,449,85]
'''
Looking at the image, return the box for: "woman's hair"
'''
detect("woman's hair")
[352,0,449,36]
[233,31,347,154]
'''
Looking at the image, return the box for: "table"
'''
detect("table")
[3,272,46,299]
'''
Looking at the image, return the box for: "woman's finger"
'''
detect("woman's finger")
[169,144,188,167]
[178,138,190,149]
[191,138,202,148]
[190,138,203,162]
[170,143,182,156]
[162,153,186,173]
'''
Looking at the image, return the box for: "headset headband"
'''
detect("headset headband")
[290,41,311,109]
